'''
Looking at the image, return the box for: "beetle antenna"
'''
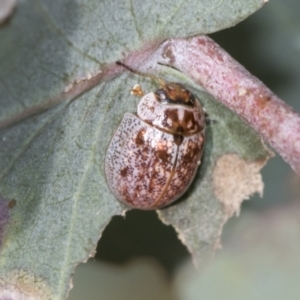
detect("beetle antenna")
[116,61,165,87]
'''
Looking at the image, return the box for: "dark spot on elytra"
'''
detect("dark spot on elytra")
[138,173,144,181]
[120,167,128,177]
[135,129,145,146]
[182,141,202,163]
[140,161,147,169]
[156,149,170,162]
[149,174,158,193]
[134,185,142,193]
[142,145,151,155]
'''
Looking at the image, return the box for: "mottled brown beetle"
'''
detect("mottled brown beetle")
[105,78,206,210]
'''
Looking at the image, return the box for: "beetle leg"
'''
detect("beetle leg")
[131,84,145,97]
[204,111,217,125]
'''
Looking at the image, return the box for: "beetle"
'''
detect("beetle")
[105,81,206,210]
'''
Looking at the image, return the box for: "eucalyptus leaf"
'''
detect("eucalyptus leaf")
[0,0,268,299]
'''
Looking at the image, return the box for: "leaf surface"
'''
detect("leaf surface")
[0,0,268,298]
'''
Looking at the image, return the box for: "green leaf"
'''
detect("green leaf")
[0,0,268,299]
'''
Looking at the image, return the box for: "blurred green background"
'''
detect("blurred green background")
[68,1,300,299]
